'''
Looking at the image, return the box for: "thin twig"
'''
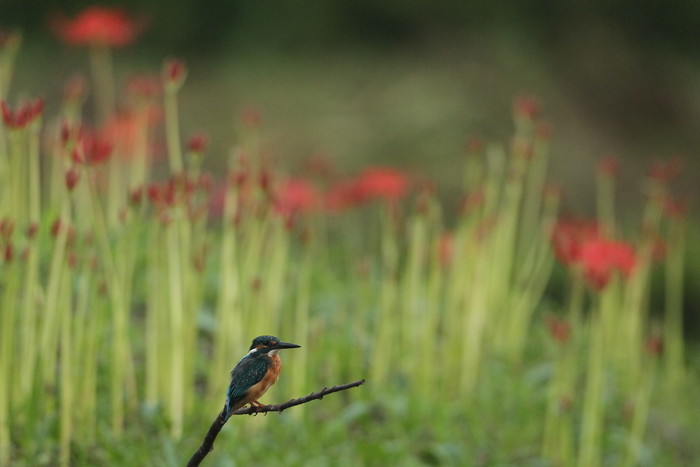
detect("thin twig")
[186,379,365,467]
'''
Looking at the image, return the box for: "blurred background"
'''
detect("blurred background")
[2,0,699,326]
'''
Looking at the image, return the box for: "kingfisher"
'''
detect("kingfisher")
[224,335,300,420]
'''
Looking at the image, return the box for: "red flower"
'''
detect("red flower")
[274,179,319,220]
[52,7,139,47]
[551,218,599,266]
[163,59,187,89]
[1,98,44,129]
[187,132,209,154]
[578,238,636,290]
[65,168,81,191]
[355,167,409,201]
[71,128,113,165]
[513,94,542,121]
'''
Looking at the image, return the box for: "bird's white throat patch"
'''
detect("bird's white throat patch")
[268,349,280,357]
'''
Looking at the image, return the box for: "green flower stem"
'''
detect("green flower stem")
[129,106,151,190]
[289,243,312,418]
[418,219,443,400]
[664,215,686,391]
[0,254,22,465]
[578,314,605,467]
[164,85,184,174]
[460,253,487,395]
[58,267,74,467]
[568,271,585,329]
[623,355,657,467]
[6,130,26,223]
[209,180,242,402]
[74,257,100,443]
[88,44,115,123]
[28,122,41,225]
[518,133,550,251]
[17,237,40,408]
[401,209,429,377]
[369,203,399,387]
[84,167,132,435]
[165,214,186,438]
[38,200,71,393]
[506,182,558,360]
[543,341,575,465]
[144,220,162,405]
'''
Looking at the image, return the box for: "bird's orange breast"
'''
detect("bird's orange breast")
[245,355,282,403]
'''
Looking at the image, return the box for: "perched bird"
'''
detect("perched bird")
[224,335,300,420]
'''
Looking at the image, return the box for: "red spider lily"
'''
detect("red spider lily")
[551,218,600,266]
[147,181,177,207]
[546,315,571,343]
[163,59,187,89]
[187,132,209,154]
[274,178,319,221]
[1,98,44,129]
[52,7,140,47]
[65,168,81,191]
[71,129,113,165]
[513,94,542,121]
[147,174,205,211]
[355,167,409,202]
[578,238,636,290]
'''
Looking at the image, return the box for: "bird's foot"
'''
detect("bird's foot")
[249,400,266,415]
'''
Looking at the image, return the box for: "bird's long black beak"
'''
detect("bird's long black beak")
[273,341,301,350]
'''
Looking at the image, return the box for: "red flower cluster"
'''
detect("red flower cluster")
[551,218,599,265]
[52,7,139,47]
[325,167,409,211]
[62,124,113,165]
[274,179,319,221]
[1,98,44,129]
[578,239,636,290]
[552,218,636,290]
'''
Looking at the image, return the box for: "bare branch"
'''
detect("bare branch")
[187,379,365,466]
[232,379,366,416]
